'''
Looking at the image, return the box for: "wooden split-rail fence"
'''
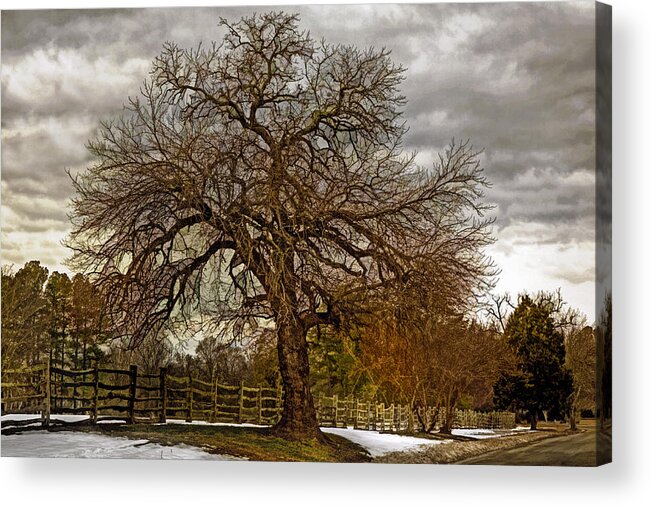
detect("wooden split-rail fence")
[314,393,516,432]
[1,363,515,432]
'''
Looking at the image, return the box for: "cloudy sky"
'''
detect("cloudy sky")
[1,1,598,320]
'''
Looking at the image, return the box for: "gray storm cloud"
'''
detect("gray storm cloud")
[0,2,598,320]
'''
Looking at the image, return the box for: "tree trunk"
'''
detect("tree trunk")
[569,397,579,430]
[439,408,454,435]
[439,392,458,434]
[530,411,538,430]
[272,317,324,442]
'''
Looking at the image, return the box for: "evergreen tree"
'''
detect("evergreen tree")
[70,274,108,369]
[1,261,50,368]
[494,295,573,429]
[45,272,72,369]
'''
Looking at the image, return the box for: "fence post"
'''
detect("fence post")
[92,366,99,424]
[354,398,359,429]
[257,386,262,424]
[314,393,321,424]
[73,372,77,412]
[333,394,339,427]
[346,396,352,427]
[127,365,137,424]
[159,367,167,424]
[185,372,193,423]
[238,381,244,424]
[211,376,218,423]
[43,359,51,427]
[275,383,282,423]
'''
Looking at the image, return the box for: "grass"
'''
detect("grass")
[82,423,371,463]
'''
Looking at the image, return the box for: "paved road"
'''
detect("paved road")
[457,429,611,467]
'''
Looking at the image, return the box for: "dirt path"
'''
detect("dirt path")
[375,420,611,466]
[374,430,565,464]
[457,429,610,466]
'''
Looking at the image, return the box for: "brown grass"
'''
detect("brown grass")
[81,423,371,463]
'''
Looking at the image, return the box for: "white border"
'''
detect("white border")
[1,0,649,504]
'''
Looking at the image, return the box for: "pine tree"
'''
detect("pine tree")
[494,295,573,429]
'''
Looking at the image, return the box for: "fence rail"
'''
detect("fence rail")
[1,363,50,424]
[2,362,515,431]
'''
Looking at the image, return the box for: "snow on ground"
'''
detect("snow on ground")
[166,420,446,457]
[1,414,125,426]
[165,419,267,428]
[2,415,527,459]
[165,420,446,457]
[451,426,533,439]
[321,427,445,457]
[1,415,241,460]
[1,415,263,428]
[0,430,242,460]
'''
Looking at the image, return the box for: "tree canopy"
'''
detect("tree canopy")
[1,261,50,368]
[1,262,107,372]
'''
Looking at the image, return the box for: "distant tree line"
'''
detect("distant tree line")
[2,259,610,432]
[1,261,107,371]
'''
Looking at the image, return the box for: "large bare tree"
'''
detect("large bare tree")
[67,12,495,440]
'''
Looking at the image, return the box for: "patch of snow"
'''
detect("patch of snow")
[165,420,268,428]
[165,420,448,457]
[0,430,242,460]
[0,415,266,429]
[321,427,445,457]
[452,428,500,439]
[166,420,448,457]
[451,426,534,439]
[7,414,512,459]
[1,414,125,425]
